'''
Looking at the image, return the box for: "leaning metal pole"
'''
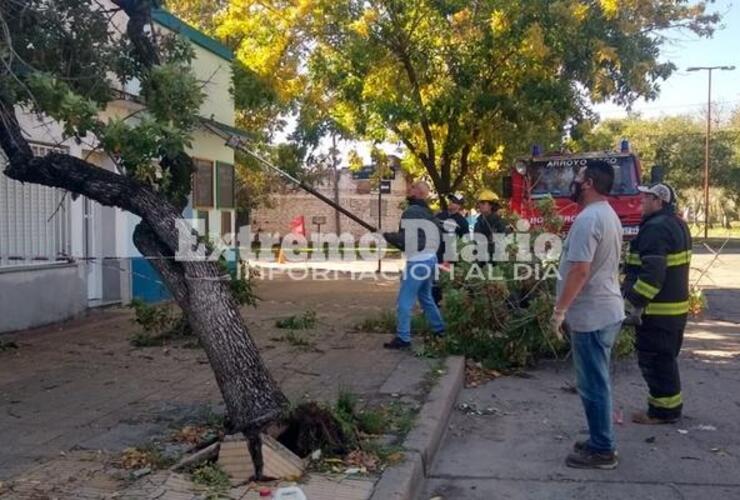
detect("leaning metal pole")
[204,123,379,233]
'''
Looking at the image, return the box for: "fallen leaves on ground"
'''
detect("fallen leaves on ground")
[344,450,379,473]
[117,448,157,470]
[171,425,208,445]
[465,359,501,388]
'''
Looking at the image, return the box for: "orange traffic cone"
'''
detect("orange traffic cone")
[277,248,286,264]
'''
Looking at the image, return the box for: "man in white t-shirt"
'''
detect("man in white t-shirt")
[553,161,625,470]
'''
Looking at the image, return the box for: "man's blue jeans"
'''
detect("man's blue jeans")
[396,256,445,342]
[571,321,622,453]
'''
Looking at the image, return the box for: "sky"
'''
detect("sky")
[595,0,740,120]
[283,1,740,165]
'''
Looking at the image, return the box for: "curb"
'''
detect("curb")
[369,356,465,500]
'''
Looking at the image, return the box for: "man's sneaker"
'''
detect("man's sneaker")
[383,337,411,350]
[573,440,588,453]
[573,441,620,456]
[632,410,679,425]
[565,448,619,470]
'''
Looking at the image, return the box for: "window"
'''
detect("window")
[0,143,71,267]
[193,159,214,207]
[221,211,233,243]
[528,156,639,198]
[216,162,235,208]
[196,210,209,237]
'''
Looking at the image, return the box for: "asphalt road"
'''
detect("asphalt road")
[423,251,740,500]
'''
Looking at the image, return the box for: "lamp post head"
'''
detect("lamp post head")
[686,65,735,72]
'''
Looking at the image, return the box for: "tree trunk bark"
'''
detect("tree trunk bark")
[0,0,288,459]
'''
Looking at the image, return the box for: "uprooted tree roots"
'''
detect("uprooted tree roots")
[277,402,352,458]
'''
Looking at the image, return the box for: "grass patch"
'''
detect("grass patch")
[275,310,317,330]
[0,340,18,352]
[356,409,386,435]
[191,463,230,496]
[354,311,396,333]
[128,299,195,348]
[271,330,315,350]
[354,311,430,335]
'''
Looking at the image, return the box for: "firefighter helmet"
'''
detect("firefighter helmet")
[476,189,499,203]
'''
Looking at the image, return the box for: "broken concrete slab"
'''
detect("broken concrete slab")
[218,434,304,483]
[170,442,220,472]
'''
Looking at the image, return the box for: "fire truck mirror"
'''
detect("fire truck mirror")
[502,176,513,199]
[650,165,665,184]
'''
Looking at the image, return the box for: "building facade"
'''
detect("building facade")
[0,7,237,333]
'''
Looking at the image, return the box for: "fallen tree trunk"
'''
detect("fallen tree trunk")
[0,0,288,479]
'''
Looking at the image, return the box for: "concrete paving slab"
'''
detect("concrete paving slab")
[423,320,740,499]
[423,477,740,500]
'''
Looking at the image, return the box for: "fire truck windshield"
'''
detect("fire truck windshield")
[528,156,638,198]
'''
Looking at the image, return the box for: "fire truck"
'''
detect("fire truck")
[503,141,658,239]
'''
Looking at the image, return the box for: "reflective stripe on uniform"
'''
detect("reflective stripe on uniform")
[645,301,689,316]
[666,250,692,266]
[626,252,641,265]
[634,278,660,299]
[626,250,691,267]
[648,393,683,409]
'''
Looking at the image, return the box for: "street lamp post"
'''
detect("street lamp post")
[686,65,736,240]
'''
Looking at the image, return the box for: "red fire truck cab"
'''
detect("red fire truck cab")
[504,142,648,238]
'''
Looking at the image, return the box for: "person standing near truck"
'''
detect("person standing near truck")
[623,183,691,425]
[473,190,508,264]
[432,193,469,304]
[382,181,445,349]
[552,161,624,470]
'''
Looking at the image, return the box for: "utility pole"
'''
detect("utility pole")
[331,133,341,235]
[687,65,736,240]
[377,183,382,274]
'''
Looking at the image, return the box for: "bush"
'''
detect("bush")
[129,262,258,347]
[191,463,230,494]
[129,299,192,347]
[430,259,569,370]
[275,310,317,329]
[366,198,634,370]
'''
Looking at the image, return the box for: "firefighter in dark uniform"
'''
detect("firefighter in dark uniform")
[432,193,469,304]
[473,189,509,265]
[623,183,692,424]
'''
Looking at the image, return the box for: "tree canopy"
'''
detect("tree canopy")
[575,110,740,225]
[190,0,719,202]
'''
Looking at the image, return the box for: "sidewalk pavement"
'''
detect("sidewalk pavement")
[423,319,740,499]
[0,277,431,492]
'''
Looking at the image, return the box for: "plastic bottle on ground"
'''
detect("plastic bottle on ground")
[273,486,308,500]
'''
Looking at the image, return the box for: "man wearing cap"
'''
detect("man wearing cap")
[436,193,470,241]
[432,193,470,304]
[624,182,692,425]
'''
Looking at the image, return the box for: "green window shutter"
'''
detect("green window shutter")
[193,159,214,208]
[216,162,235,208]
